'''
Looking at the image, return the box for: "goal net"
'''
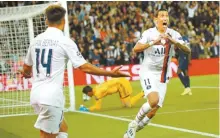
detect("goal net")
[0,2,75,117]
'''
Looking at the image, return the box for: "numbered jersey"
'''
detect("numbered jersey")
[25,27,86,108]
[138,27,185,83]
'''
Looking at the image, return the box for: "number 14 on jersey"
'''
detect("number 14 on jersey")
[35,48,53,77]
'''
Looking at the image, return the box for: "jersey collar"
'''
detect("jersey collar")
[46,27,64,36]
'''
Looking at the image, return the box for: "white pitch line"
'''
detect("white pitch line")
[0,97,29,104]
[119,108,220,118]
[75,111,220,138]
[191,86,219,89]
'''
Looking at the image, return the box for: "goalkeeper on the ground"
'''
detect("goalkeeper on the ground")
[80,78,144,111]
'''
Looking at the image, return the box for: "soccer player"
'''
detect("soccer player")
[18,5,129,138]
[123,9,191,138]
[176,30,192,96]
[80,78,144,111]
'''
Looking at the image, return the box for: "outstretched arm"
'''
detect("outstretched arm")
[89,99,102,111]
[78,63,130,77]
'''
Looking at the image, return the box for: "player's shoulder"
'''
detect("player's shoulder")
[167,28,181,36]
[142,27,155,34]
[56,36,78,50]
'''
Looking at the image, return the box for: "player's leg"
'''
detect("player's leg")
[119,78,133,107]
[33,104,64,138]
[120,92,144,108]
[177,68,187,88]
[40,130,57,138]
[134,81,167,133]
[130,92,144,106]
[124,76,159,138]
[136,105,159,132]
[184,70,191,88]
[178,59,192,95]
[121,96,132,107]
[181,69,192,96]
[56,118,68,138]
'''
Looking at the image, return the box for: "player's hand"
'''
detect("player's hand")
[161,34,177,44]
[17,69,32,78]
[79,105,89,112]
[111,65,131,77]
[151,36,163,45]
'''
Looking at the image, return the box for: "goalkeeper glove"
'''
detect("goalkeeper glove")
[79,105,89,112]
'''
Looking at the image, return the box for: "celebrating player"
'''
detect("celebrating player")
[80,78,144,111]
[123,9,191,138]
[18,4,129,138]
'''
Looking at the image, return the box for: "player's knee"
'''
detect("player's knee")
[149,100,159,108]
[147,92,159,108]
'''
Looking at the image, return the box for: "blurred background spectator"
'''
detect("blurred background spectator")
[0,1,219,69]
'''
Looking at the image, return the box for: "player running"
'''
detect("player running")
[123,9,191,138]
[18,4,129,138]
[80,78,144,111]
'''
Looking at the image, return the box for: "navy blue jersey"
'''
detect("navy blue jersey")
[176,36,190,70]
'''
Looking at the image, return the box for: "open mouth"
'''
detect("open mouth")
[163,22,167,26]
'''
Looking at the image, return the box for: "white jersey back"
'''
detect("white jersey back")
[138,27,185,83]
[25,27,86,108]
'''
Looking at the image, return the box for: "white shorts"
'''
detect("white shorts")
[32,104,64,134]
[140,73,167,107]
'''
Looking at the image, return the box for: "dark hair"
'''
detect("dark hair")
[45,5,66,24]
[82,86,93,94]
[154,9,168,17]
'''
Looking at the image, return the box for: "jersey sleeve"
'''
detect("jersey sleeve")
[173,31,185,45]
[63,38,87,68]
[89,99,102,111]
[24,45,33,66]
[137,30,150,44]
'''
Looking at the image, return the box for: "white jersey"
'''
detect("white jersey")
[138,27,185,83]
[25,27,86,108]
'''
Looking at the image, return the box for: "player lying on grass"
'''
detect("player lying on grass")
[80,78,144,111]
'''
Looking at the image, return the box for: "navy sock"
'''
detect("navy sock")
[178,73,187,88]
[185,76,190,88]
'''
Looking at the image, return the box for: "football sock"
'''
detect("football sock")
[185,76,190,88]
[135,102,151,123]
[130,92,144,106]
[178,72,187,88]
[136,116,151,132]
[56,132,68,138]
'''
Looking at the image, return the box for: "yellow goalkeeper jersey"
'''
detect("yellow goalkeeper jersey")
[89,78,132,111]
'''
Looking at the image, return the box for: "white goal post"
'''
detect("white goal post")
[0,1,75,117]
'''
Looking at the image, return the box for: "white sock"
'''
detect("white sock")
[135,102,151,123]
[56,132,68,138]
[136,116,151,132]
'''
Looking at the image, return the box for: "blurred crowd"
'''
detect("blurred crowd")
[67,1,219,67]
[0,1,219,72]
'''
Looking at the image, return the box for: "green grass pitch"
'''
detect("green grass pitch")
[0,75,219,138]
